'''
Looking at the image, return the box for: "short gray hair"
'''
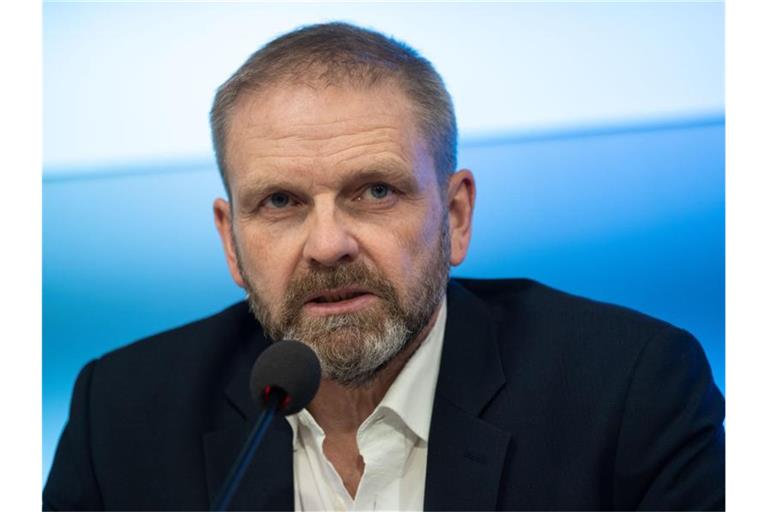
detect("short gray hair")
[210,22,457,198]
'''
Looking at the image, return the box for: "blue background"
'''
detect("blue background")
[43,2,724,481]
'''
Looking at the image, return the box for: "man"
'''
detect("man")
[44,22,725,511]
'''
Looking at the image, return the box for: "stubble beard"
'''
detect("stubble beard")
[236,220,451,387]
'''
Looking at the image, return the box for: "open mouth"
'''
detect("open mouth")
[302,287,378,315]
[305,288,371,304]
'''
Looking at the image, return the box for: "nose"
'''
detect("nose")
[302,202,359,267]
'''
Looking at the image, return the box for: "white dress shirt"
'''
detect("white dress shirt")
[286,298,447,511]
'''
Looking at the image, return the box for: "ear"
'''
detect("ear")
[446,169,476,266]
[213,198,246,288]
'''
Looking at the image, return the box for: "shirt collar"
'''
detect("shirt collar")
[286,297,447,444]
[375,297,446,441]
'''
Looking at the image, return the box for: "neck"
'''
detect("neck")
[307,305,441,434]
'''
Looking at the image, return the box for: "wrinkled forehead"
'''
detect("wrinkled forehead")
[223,82,436,190]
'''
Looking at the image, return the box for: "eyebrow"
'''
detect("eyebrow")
[235,178,296,212]
[339,164,420,193]
[235,160,421,209]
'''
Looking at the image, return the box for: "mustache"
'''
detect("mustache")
[281,261,400,318]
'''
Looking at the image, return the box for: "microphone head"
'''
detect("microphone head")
[249,340,321,416]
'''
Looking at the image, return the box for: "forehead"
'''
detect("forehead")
[223,82,434,191]
[229,79,419,139]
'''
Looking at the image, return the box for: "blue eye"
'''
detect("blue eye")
[368,184,391,199]
[265,192,291,208]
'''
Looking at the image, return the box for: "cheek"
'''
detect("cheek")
[369,211,442,286]
[409,209,448,276]
[236,225,302,302]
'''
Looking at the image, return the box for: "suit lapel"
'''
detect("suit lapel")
[203,418,294,511]
[202,331,294,511]
[424,281,512,511]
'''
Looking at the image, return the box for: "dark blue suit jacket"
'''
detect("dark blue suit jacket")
[44,279,725,510]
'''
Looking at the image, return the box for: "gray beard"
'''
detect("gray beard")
[237,218,450,387]
[284,310,412,387]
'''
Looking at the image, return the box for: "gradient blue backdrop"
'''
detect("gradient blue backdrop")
[43,1,724,481]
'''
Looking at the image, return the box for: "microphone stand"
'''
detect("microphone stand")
[210,389,285,511]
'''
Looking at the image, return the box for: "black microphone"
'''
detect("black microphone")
[211,340,321,511]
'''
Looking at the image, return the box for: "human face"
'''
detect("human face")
[214,82,473,385]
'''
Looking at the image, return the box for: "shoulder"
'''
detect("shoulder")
[447,282,723,510]
[97,301,255,371]
[45,301,263,509]
[452,277,680,349]
[87,301,261,414]
[448,277,706,391]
